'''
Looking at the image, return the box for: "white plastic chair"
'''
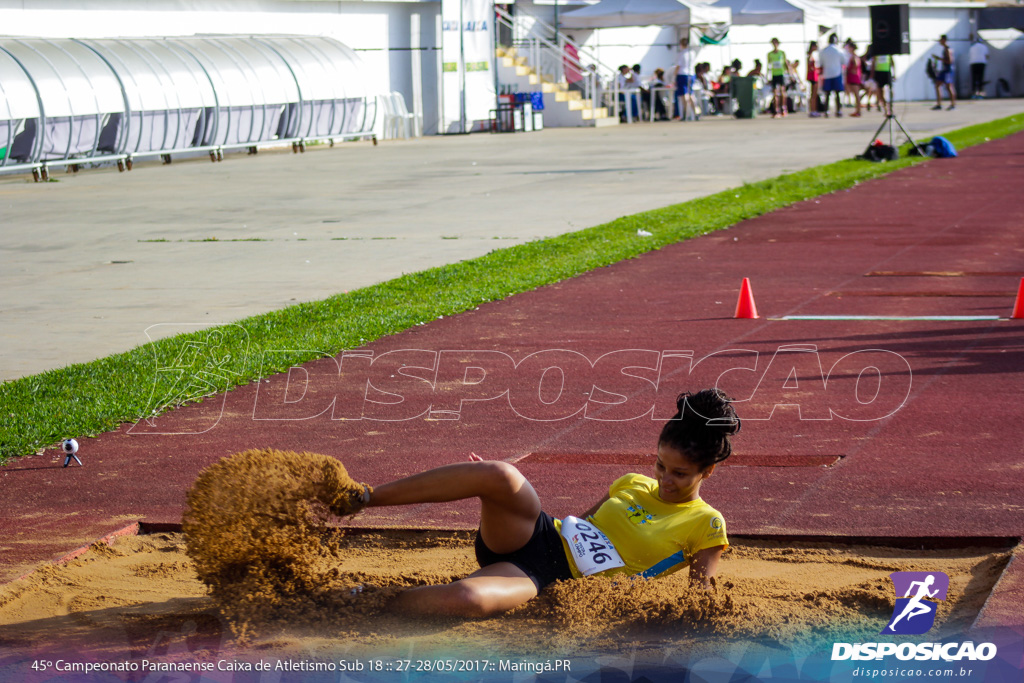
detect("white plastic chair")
[390,91,421,138]
[377,94,401,140]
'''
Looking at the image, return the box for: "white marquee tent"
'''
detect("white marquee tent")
[561,0,731,30]
[710,0,839,27]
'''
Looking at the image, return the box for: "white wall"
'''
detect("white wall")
[0,0,444,134]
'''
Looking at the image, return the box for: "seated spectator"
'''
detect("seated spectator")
[616,64,641,121]
[747,59,763,78]
[696,62,712,91]
[718,64,734,87]
[714,64,737,114]
[649,67,670,120]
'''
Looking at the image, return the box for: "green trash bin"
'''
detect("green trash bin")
[730,76,755,119]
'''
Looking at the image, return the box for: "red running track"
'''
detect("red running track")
[2,133,1023,626]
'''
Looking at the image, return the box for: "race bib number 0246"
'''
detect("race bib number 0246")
[560,516,626,576]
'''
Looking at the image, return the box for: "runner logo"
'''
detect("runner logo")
[883,571,949,635]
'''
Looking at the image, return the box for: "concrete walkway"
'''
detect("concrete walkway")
[1,99,1019,380]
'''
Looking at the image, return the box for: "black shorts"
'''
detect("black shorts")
[875,72,891,87]
[772,74,786,88]
[474,511,574,591]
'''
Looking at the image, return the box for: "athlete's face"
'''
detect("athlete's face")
[654,443,714,504]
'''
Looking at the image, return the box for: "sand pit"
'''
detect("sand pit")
[0,529,1011,672]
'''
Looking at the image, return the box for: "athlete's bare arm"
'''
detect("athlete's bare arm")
[689,545,725,589]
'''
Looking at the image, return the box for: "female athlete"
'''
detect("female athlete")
[342,388,740,618]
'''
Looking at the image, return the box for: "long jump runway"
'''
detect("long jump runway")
[2,134,1023,626]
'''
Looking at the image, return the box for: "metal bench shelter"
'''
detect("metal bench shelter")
[0,34,377,180]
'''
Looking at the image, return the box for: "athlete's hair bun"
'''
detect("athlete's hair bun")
[659,388,740,468]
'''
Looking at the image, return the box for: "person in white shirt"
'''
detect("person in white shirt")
[817,34,849,118]
[670,36,702,121]
[616,64,640,121]
[968,34,989,99]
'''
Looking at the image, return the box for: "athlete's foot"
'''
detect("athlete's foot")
[931,104,942,110]
[947,104,956,110]
[331,483,373,516]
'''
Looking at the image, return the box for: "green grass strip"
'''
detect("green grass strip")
[2,113,1022,463]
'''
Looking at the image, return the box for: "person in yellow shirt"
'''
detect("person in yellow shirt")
[341,387,739,617]
[767,38,789,118]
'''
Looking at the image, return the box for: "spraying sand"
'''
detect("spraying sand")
[181,449,371,639]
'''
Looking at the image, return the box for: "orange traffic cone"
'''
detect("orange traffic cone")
[1012,277,1024,319]
[734,278,759,319]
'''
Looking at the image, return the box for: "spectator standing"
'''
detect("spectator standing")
[968,34,989,99]
[932,35,956,110]
[818,34,848,118]
[564,35,584,94]
[787,59,804,111]
[806,41,821,117]
[694,63,714,114]
[844,42,864,116]
[871,50,894,115]
[767,38,788,117]
[671,36,701,121]
[633,65,652,119]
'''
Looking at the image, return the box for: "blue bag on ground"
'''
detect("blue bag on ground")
[929,136,957,158]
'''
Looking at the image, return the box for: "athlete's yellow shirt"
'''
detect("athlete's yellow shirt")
[557,473,728,579]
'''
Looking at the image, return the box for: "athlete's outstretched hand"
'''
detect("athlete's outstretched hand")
[468,453,484,462]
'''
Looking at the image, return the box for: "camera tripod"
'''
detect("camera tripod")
[864,82,925,158]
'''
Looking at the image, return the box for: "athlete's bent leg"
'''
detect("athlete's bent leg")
[391,562,539,618]
[367,461,541,554]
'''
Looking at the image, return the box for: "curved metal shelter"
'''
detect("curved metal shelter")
[0,38,125,166]
[0,34,377,180]
[77,38,218,157]
[177,36,299,147]
[256,35,375,140]
[0,46,40,165]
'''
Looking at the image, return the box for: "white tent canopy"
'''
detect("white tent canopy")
[710,0,838,26]
[561,0,731,30]
[977,28,1023,51]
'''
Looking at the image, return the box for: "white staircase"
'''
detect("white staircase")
[496,46,618,128]
[494,6,619,129]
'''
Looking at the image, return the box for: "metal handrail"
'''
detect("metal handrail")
[495,5,621,124]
